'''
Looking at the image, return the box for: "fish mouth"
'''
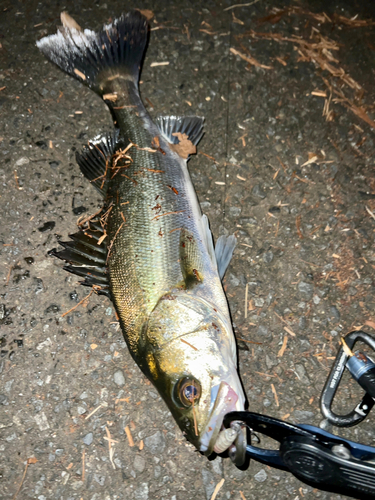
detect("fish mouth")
[199,381,239,456]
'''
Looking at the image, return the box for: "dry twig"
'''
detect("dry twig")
[230,47,272,69]
[277,335,288,357]
[271,383,279,407]
[105,426,117,469]
[124,425,135,447]
[85,402,108,420]
[210,478,225,500]
[224,0,260,11]
[13,458,37,500]
[61,290,94,318]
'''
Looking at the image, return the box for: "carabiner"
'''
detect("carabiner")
[320,330,375,427]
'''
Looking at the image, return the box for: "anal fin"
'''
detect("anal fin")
[201,214,237,280]
[49,219,110,298]
[215,235,237,280]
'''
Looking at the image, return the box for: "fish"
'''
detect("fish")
[37,10,246,463]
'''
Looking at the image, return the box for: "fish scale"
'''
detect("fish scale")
[106,142,221,354]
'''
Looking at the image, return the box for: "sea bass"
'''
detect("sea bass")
[37,11,246,462]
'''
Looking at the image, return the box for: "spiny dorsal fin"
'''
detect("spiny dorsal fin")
[155,116,204,159]
[180,229,204,287]
[76,130,120,196]
[49,219,110,298]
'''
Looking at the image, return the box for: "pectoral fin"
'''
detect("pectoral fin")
[180,229,204,287]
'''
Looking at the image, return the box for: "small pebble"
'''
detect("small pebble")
[257,325,270,338]
[34,412,49,431]
[254,298,264,307]
[263,250,273,264]
[134,483,149,500]
[295,364,310,385]
[330,305,340,321]
[293,410,315,422]
[15,156,29,166]
[252,184,266,199]
[298,281,313,299]
[93,474,105,485]
[229,206,241,217]
[254,469,267,482]
[313,295,320,304]
[134,455,146,473]
[114,370,125,386]
[228,273,240,287]
[144,431,165,454]
[82,432,93,445]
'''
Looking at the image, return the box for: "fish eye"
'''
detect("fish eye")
[175,377,201,407]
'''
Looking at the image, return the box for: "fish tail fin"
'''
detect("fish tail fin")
[36,10,148,95]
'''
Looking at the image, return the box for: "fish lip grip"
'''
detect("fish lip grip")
[223,411,375,499]
[320,330,375,427]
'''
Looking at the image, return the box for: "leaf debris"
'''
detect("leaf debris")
[168,132,196,159]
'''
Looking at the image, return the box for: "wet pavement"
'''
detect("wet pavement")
[1,0,375,499]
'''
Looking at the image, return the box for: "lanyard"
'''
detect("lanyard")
[223,330,375,499]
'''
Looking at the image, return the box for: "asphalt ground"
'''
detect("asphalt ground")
[1,1,375,499]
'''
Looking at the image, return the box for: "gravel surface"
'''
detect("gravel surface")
[1,1,375,499]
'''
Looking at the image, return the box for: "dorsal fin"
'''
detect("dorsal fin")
[76,130,120,195]
[155,116,204,159]
[48,219,110,298]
